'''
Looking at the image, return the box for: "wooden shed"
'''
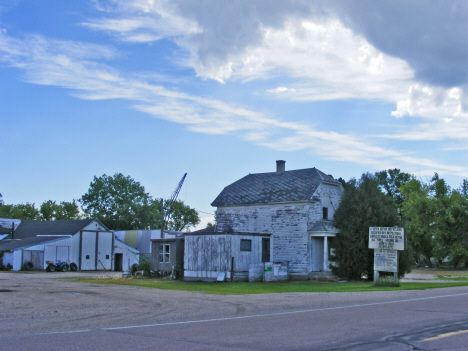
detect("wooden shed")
[184,227,272,282]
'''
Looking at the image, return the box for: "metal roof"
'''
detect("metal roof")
[211,167,341,207]
[308,220,339,233]
[5,219,105,240]
[0,235,71,251]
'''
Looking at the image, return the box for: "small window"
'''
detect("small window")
[323,207,328,220]
[159,244,170,263]
[106,255,110,259]
[240,239,252,251]
[86,255,90,259]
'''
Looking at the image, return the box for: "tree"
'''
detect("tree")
[434,189,468,268]
[375,169,413,216]
[0,202,40,220]
[400,179,436,265]
[40,200,82,221]
[80,173,159,230]
[164,200,200,231]
[330,174,412,280]
[400,174,468,268]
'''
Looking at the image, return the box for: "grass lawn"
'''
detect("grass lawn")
[75,277,468,295]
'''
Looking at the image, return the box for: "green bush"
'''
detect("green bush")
[137,255,151,277]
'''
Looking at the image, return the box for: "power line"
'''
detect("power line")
[197,210,215,216]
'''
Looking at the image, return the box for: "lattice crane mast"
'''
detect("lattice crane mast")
[161,173,187,236]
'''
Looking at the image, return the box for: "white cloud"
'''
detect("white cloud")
[2,17,468,179]
[82,1,468,131]
[267,87,296,94]
[82,1,200,41]
[392,84,467,120]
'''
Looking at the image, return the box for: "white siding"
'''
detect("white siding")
[71,233,81,268]
[2,252,13,267]
[114,239,139,271]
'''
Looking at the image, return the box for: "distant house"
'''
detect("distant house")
[184,161,343,281]
[0,219,138,271]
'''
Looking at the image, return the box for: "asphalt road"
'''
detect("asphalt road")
[1,272,468,350]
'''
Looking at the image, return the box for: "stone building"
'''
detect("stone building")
[210,160,343,280]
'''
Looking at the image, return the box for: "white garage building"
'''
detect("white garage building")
[0,219,138,271]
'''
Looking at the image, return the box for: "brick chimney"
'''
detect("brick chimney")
[276,160,285,175]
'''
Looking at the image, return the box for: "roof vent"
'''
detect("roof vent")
[276,160,285,175]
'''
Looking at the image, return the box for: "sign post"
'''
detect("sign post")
[369,227,406,285]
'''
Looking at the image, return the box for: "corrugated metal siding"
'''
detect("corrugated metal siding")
[45,245,56,263]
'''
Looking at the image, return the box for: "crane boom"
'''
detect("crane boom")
[163,173,187,222]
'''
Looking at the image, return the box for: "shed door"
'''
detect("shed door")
[97,232,112,270]
[45,245,57,263]
[81,232,97,270]
[262,238,270,263]
[22,250,44,270]
[56,246,69,263]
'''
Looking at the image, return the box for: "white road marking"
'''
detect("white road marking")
[19,291,468,336]
[423,329,468,342]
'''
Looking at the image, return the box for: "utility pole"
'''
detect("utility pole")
[160,199,164,239]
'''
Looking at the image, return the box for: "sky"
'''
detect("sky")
[1,1,468,229]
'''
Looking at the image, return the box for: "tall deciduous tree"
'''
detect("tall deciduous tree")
[375,169,413,216]
[400,179,436,265]
[80,173,200,231]
[80,173,159,230]
[330,174,412,280]
[40,200,82,221]
[0,202,40,220]
[164,199,200,231]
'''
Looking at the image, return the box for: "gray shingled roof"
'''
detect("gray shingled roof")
[211,167,340,207]
[0,236,70,251]
[6,219,101,240]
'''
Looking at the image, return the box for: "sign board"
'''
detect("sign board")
[374,249,398,272]
[216,272,226,282]
[369,227,405,250]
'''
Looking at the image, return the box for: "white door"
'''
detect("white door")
[81,232,97,270]
[97,232,113,270]
[56,246,69,263]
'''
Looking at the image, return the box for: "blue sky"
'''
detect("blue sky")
[2,1,468,229]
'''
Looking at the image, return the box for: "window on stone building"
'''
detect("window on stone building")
[159,244,170,263]
[240,239,252,251]
[323,207,328,220]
